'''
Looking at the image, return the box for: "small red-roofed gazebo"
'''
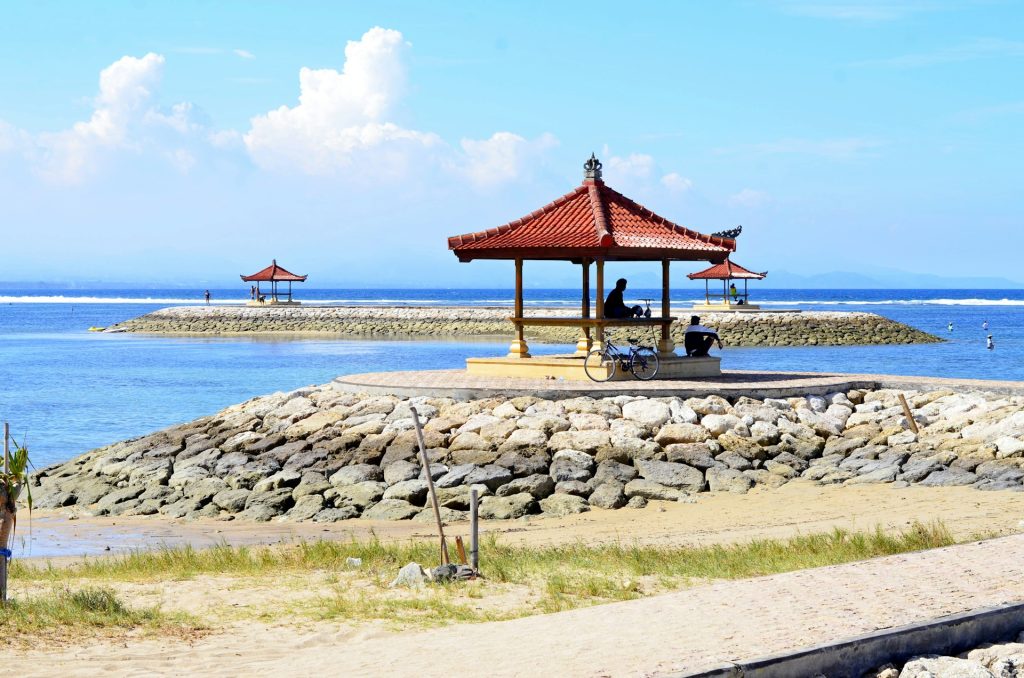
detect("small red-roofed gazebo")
[448,155,736,379]
[688,259,767,310]
[241,259,307,305]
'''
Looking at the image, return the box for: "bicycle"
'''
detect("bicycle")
[584,332,660,382]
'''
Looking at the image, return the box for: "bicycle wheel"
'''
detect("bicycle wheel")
[584,348,617,382]
[630,348,660,381]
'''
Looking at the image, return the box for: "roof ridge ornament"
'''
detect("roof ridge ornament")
[583,153,603,181]
[712,225,742,239]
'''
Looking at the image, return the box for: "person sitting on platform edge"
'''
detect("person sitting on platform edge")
[684,315,723,357]
[604,278,643,319]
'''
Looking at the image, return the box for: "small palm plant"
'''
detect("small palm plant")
[0,433,30,605]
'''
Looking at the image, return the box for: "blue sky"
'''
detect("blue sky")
[0,1,1020,287]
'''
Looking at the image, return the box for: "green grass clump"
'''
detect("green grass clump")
[8,522,960,627]
[0,585,183,639]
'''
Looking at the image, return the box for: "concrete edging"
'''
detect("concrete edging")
[677,600,1024,678]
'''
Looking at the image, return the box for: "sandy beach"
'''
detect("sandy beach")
[7,481,1024,677]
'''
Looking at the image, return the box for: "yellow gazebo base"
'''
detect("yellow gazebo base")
[246,299,302,307]
[690,303,761,312]
[466,354,720,381]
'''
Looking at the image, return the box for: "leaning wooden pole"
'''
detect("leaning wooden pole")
[410,407,449,566]
[898,394,919,434]
[469,488,479,573]
[1,422,11,605]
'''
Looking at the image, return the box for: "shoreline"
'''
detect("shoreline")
[105,305,941,347]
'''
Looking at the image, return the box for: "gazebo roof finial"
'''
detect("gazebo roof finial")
[583,152,603,181]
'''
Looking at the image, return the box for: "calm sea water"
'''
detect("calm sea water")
[1,287,1021,468]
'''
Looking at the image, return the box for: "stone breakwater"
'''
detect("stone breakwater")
[105,306,940,347]
[32,381,1024,523]
[865,632,1024,676]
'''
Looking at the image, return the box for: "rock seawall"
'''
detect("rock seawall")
[106,306,940,347]
[33,380,1024,523]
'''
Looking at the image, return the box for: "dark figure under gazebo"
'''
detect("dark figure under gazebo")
[240,259,307,306]
[447,154,738,380]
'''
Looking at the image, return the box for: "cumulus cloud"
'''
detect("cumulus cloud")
[244,27,443,175]
[728,188,771,208]
[456,132,558,187]
[602,151,655,183]
[661,172,693,193]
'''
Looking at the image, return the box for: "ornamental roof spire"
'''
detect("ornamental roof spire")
[583,152,603,181]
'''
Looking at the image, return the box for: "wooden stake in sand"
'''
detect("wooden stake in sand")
[898,394,919,434]
[410,406,450,566]
[470,488,479,573]
[1,422,10,605]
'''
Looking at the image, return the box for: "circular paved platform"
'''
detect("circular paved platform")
[333,369,1024,400]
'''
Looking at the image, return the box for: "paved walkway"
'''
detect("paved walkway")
[16,535,1024,677]
[335,368,1024,399]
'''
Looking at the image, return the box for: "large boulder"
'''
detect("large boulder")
[539,494,590,517]
[655,423,711,446]
[479,493,536,520]
[382,479,428,505]
[329,464,383,486]
[550,449,596,482]
[588,481,626,509]
[363,499,419,521]
[624,479,683,501]
[634,459,705,492]
[464,464,513,491]
[332,481,387,509]
[706,467,753,494]
[622,399,671,428]
[496,474,555,499]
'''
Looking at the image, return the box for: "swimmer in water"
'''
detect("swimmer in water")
[948,322,954,332]
[983,320,989,330]
[987,335,995,350]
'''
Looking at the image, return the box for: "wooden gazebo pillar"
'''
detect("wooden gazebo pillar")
[508,258,530,358]
[593,258,605,352]
[658,259,676,357]
[576,259,592,356]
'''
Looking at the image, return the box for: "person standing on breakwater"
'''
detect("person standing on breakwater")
[250,285,256,300]
[204,290,211,305]
[730,283,738,302]
[684,315,723,357]
[604,278,643,318]
[988,335,995,350]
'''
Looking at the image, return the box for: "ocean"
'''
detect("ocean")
[1,287,1021,469]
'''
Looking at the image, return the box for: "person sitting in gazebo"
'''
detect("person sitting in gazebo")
[604,278,643,319]
[684,315,723,357]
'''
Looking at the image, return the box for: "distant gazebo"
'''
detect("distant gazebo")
[688,258,767,311]
[447,154,737,380]
[240,259,307,306]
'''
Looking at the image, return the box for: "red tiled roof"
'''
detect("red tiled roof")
[240,259,308,282]
[687,259,766,280]
[448,179,735,262]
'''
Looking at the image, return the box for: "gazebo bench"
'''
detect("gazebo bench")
[510,316,677,356]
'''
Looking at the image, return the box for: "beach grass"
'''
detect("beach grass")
[8,522,959,629]
[0,585,196,643]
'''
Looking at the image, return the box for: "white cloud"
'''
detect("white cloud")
[244,27,443,176]
[33,53,166,182]
[234,49,256,59]
[728,188,771,208]
[661,172,693,193]
[457,132,558,187]
[602,150,655,183]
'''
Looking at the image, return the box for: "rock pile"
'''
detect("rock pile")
[32,382,1024,522]
[867,631,1024,676]
[105,306,940,347]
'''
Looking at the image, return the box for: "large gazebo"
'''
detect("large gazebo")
[688,258,767,310]
[240,259,307,305]
[448,154,737,379]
